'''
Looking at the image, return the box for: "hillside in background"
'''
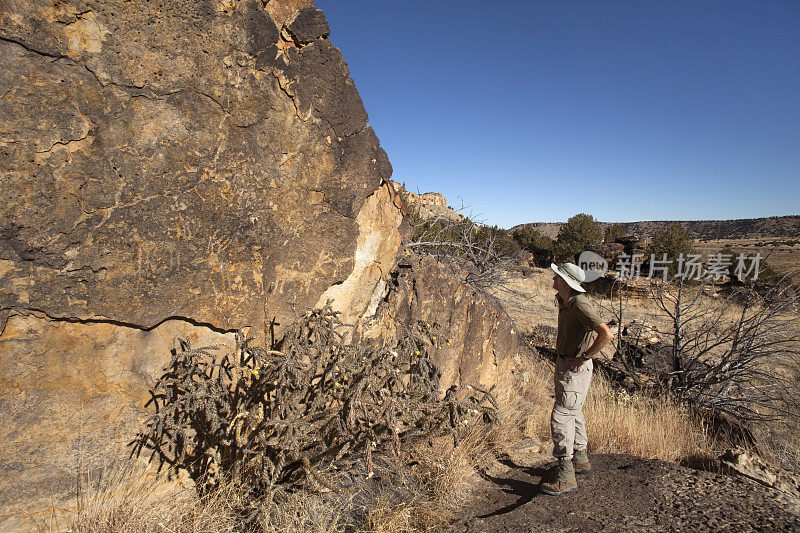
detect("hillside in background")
[512,215,800,240]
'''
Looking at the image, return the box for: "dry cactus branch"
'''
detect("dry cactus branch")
[130,304,498,504]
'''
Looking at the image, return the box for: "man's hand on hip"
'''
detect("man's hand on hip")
[567,357,586,371]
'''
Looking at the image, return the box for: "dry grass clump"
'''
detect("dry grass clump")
[510,357,558,443]
[584,375,713,462]
[358,418,501,532]
[69,461,351,533]
[510,353,714,464]
[70,424,500,533]
[362,498,453,533]
[258,491,351,533]
[69,463,239,532]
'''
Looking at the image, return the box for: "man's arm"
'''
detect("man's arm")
[585,322,613,358]
[568,323,613,369]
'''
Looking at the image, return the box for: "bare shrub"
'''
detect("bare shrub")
[594,269,800,468]
[649,278,800,428]
[405,205,522,295]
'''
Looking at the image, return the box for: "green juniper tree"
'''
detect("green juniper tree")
[604,223,625,244]
[555,213,602,262]
[646,224,694,278]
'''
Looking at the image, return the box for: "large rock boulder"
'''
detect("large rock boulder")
[0,0,403,524]
[0,0,524,526]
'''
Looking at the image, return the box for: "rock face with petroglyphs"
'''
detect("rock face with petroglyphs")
[0,0,401,522]
[0,0,400,340]
[0,0,523,526]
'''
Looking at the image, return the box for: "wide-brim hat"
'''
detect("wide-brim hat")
[551,262,587,293]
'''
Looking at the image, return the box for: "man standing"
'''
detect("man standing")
[541,262,613,495]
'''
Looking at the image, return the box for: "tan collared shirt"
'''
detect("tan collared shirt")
[556,292,604,357]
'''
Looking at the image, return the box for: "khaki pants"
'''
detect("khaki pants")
[551,356,593,459]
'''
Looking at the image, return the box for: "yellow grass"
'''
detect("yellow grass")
[584,375,712,461]
[363,500,453,533]
[362,417,501,532]
[510,354,713,463]
[68,463,240,533]
[67,463,352,533]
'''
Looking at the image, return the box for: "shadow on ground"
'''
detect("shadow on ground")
[448,454,800,532]
[476,460,551,519]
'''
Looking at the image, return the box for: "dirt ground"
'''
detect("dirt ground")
[448,453,800,532]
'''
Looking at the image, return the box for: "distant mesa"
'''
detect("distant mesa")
[512,216,800,241]
[391,180,465,223]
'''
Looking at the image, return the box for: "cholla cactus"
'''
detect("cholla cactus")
[130,304,497,500]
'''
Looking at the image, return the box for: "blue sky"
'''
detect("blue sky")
[315,1,800,228]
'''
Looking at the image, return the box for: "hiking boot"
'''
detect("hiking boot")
[573,449,592,474]
[540,457,578,495]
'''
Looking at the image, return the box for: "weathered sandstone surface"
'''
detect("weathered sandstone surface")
[0,0,523,526]
[0,0,397,339]
[362,252,523,405]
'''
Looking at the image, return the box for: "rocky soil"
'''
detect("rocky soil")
[448,453,800,532]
